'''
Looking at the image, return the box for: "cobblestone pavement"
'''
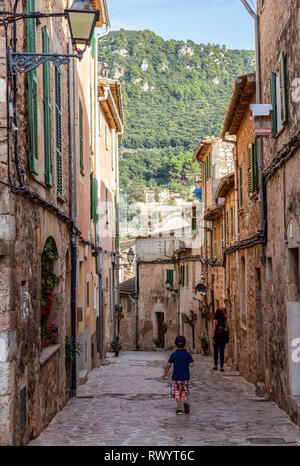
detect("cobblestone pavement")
[29,352,300,446]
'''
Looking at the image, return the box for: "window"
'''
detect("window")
[214,226,217,257]
[247,140,259,195]
[206,152,211,179]
[266,257,273,282]
[240,257,246,326]
[186,264,189,287]
[166,269,174,286]
[55,68,63,197]
[90,172,98,222]
[260,0,265,13]
[271,52,288,135]
[27,0,39,174]
[86,282,90,308]
[179,265,185,286]
[79,98,84,171]
[226,211,229,241]
[192,205,197,235]
[230,207,234,239]
[239,165,243,208]
[43,26,53,186]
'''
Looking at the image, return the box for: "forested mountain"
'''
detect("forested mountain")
[99,30,255,202]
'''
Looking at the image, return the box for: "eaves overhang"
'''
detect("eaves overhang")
[221,73,256,138]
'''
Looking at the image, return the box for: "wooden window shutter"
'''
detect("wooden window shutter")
[271,72,277,135]
[247,144,254,195]
[279,52,288,126]
[55,67,63,197]
[239,165,243,208]
[79,98,84,171]
[93,176,98,221]
[254,139,259,192]
[167,269,174,286]
[27,0,39,174]
[43,27,53,186]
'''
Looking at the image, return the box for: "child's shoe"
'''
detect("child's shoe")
[176,409,183,415]
[184,402,190,414]
[220,368,224,372]
[213,366,218,371]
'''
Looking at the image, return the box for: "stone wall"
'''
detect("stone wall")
[120,293,136,351]
[0,0,72,445]
[259,0,300,419]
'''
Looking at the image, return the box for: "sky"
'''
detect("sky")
[106,0,255,50]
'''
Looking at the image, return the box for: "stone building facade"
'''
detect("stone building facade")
[0,0,72,446]
[257,0,300,422]
[220,73,264,385]
[0,0,111,445]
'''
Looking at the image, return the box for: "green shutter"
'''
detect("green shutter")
[239,165,243,208]
[43,27,53,186]
[93,177,98,221]
[55,68,63,197]
[166,270,174,286]
[27,0,39,174]
[91,32,95,58]
[248,144,253,195]
[279,52,288,126]
[79,98,84,171]
[271,72,277,136]
[192,217,197,233]
[254,139,259,191]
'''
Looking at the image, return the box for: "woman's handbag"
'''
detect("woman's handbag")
[224,330,230,344]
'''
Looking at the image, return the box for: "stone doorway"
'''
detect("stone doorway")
[156,312,165,348]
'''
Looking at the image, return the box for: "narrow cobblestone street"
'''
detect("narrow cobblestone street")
[29,352,300,446]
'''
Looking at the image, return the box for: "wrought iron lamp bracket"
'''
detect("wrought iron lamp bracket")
[8,47,83,75]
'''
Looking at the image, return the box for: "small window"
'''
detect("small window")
[226,211,229,241]
[166,269,174,286]
[266,257,273,283]
[186,264,189,287]
[86,282,90,308]
[271,52,288,136]
[214,226,217,257]
[239,165,243,208]
[180,265,185,286]
[260,0,265,13]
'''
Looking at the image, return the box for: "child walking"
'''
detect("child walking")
[163,335,195,415]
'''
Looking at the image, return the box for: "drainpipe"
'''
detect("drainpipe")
[69,39,77,396]
[240,0,265,263]
[135,259,140,351]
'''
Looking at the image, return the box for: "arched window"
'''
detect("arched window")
[41,237,60,350]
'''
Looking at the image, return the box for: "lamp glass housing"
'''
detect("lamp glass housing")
[65,1,99,45]
[127,248,135,265]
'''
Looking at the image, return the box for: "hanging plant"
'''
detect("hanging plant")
[40,239,61,344]
[115,304,124,320]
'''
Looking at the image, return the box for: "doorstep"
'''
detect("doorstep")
[289,395,300,427]
[79,369,88,385]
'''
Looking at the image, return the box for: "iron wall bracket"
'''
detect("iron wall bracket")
[8,47,83,75]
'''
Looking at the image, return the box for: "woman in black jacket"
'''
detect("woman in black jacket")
[211,309,229,372]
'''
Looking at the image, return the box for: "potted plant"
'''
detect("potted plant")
[115,304,124,322]
[198,334,209,355]
[111,336,122,357]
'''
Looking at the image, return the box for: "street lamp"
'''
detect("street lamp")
[127,248,135,266]
[66,0,100,47]
[1,0,100,75]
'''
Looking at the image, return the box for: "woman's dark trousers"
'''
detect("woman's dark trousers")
[214,342,226,368]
